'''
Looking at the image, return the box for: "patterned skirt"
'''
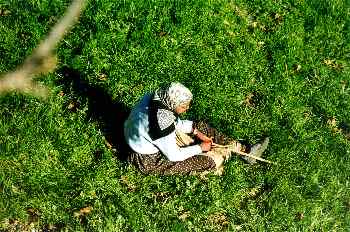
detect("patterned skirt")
[127,121,233,175]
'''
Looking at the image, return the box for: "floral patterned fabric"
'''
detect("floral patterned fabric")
[127,121,233,175]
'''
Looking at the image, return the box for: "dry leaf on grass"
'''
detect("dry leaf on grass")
[324,59,335,66]
[244,92,255,107]
[323,59,343,70]
[120,176,137,192]
[295,212,304,221]
[98,73,107,81]
[159,31,167,37]
[341,80,348,92]
[273,13,283,23]
[0,9,11,16]
[247,186,262,198]
[327,117,342,133]
[79,206,92,214]
[293,64,302,72]
[74,206,93,217]
[327,117,337,127]
[257,41,265,47]
[178,211,191,221]
[58,90,65,97]
[67,101,79,111]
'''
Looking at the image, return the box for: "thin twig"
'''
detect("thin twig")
[0,0,87,98]
[211,144,231,148]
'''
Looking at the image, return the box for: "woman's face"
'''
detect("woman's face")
[174,102,190,114]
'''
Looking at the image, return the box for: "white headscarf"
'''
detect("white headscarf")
[153,82,193,111]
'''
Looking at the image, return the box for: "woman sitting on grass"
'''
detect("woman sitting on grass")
[124,82,269,175]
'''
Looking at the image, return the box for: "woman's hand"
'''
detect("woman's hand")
[200,141,212,152]
[193,128,213,143]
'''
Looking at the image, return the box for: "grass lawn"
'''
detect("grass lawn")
[1,0,350,231]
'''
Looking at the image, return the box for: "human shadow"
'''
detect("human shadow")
[56,66,131,161]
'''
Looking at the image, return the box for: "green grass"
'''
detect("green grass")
[1,0,350,231]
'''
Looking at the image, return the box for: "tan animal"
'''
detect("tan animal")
[176,131,272,175]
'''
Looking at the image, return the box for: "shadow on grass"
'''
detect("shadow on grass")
[56,66,131,161]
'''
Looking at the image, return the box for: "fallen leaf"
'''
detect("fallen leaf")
[58,90,65,96]
[178,211,190,221]
[159,31,167,37]
[295,212,304,220]
[244,92,255,107]
[341,80,348,93]
[105,140,113,149]
[67,101,78,111]
[293,64,301,72]
[98,73,107,81]
[323,59,343,70]
[247,186,261,197]
[257,41,265,47]
[324,59,334,66]
[327,117,337,127]
[79,206,92,214]
[0,9,11,16]
[259,24,267,31]
[327,117,342,133]
[250,21,258,28]
[120,176,137,192]
[274,13,283,23]
[74,206,93,217]
[11,185,20,193]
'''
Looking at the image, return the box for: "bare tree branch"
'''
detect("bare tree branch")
[0,0,87,98]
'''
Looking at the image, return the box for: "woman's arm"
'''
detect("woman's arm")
[153,131,202,161]
[176,118,213,142]
[193,128,213,142]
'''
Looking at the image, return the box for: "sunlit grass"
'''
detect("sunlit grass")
[1,0,350,230]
